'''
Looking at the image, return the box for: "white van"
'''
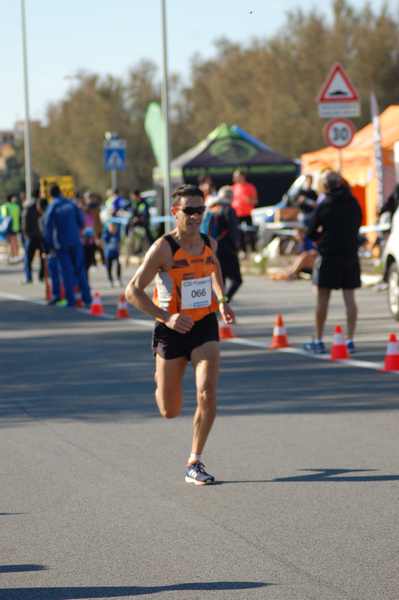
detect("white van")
[382,210,399,319]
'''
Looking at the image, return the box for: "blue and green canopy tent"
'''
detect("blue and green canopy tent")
[152,123,299,206]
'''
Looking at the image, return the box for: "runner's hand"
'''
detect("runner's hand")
[219,303,235,324]
[164,313,194,333]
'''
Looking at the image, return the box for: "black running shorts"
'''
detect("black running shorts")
[312,255,361,290]
[152,312,219,360]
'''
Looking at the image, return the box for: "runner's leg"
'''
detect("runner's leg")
[155,354,187,418]
[316,287,331,339]
[342,288,358,339]
[190,341,220,459]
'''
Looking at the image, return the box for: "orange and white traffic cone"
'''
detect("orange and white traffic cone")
[219,321,234,340]
[330,325,349,360]
[116,293,129,319]
[270,314,289,349]
[383,333,399,372]
[90,292,104,316]
[74,286,84,308]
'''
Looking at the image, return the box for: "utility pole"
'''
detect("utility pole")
[20,0,33,202]
[160,0,172,232]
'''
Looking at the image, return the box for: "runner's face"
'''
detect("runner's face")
[173,195,205,233]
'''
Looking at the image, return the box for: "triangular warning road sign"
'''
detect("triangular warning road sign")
[317,63,359,103]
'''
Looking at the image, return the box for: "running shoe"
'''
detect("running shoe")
[47,297,61,306]
[303,340,327,354]
[184,461,215,486]
[346,340,356,354]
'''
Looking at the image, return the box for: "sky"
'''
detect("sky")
[0,0,396,130]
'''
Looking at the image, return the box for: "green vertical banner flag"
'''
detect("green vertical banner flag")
[145,102,165,171]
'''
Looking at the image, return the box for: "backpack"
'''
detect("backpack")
[201,205,229,241]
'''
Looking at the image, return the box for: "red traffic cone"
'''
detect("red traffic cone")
[383,333,399,371]
[219,321,234,340]
[116,293,129,319]
[330,326,348,360]
[270,314,289,349]
[74,286,84,308]
[90,292,104,316]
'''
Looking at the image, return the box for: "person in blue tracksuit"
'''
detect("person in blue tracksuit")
[44,185,92,307]
[102,220,122,287]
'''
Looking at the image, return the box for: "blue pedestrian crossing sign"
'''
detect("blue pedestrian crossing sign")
[104,138,126,171]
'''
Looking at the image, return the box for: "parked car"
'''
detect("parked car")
[252,175,306,248]
[382,209,399,319]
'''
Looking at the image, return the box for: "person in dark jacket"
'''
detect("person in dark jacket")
[201,186,242,302]
[22,194,45,283]
[44,184,92,307]
[304,171,362,354]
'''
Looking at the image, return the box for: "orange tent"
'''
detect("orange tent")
[301,105,399,225]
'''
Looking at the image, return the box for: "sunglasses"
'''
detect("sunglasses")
[180,206,206,216]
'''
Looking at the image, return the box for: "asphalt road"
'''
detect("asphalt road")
[1,261,398,600]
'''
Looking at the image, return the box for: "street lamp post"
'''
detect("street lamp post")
[20,0,33,203]
[160,0,172,232]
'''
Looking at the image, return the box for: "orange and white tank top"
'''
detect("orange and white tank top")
[153,234,218,322]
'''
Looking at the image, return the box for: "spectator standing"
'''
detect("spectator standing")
[231,169,258,253]
[198,175,217,207]
[130,190,154,245]
[21,193,45,283]
[201,186,242,302]
[296,174,318,223]
[125,190,154,263]
[0,194,21,261]
[304,171,362,354]
[102,221,122,287]
[111,189,129,215]
[44,184,92,308]
[37,197,63,305]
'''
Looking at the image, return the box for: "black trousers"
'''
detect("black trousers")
[24,236,44,282]
[106,254,121,282]
[238,215,257,253]
[218,249,243,302]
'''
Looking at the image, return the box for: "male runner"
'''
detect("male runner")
[125,184,234,485]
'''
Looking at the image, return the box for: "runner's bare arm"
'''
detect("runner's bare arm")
[125,240,169,322]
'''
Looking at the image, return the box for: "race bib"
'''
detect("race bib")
[181,276,212,310]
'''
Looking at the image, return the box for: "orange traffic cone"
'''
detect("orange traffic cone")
[270,314,289,349]
[219,321,234,340]
[74,286,84,308]
[90,292,104,316]
[116,293,129,319]
[330,326,349,360]
[383,333,399,371]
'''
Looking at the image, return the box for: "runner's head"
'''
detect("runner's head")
[171,185,205,234]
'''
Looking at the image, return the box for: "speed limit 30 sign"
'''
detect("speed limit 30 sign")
[324,118,356,148]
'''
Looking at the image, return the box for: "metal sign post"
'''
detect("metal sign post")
[161,0,172,232]
[111,170,117,191]
[20,0,33,202]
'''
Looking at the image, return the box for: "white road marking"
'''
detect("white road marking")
[1,291,395,374]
